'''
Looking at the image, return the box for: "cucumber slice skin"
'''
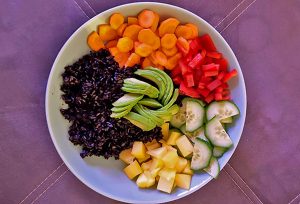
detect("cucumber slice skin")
[213,146,228,158]
[204,156,220,179]
[206,101,240,121]
[205,117,233,148]
[169,98,187,128]
[186,100,205,132]
[190,138,212,170]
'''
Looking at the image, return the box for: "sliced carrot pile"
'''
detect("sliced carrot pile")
[87,10,201,70]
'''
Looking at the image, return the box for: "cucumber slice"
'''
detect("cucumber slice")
[204,157,220,179]
[191,138,212,170]
[213,146,228,158]
[186,100,205,132]
[206,101,240,121]
[181,125,209,143]
[220,117,233,123]
[205,117,233,148]
[170,98,188,128]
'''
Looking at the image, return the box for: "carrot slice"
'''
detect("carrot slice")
[138,29,156,45]
[125,53,141,67]
[123,24,143,41]
[105,39,118,48]
[149,52,158,65]
[87,31,104,51]
[135,43,153,57]
[158,18,180,37]
[108,47,120,56]
[162,46,178,57]
[165,53,182,70]
[109,13,125,30]
[156,64,164,70]
[128,17,138,25]
[185,23,199,39]
[152,36,161,50]
[175,25,194,40]
[134,41,142,51]
[98,24,118,41]
[117,23,128,36]
[155,50,167,66]
[176,37,190,55]
[117,37,134,52]
[161,33,177,49]
[138,10,155,28]
[142,57,153,68]
[114,52,130,68]
[150,12,160,32]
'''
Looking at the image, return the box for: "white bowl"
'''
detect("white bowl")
[46,2,246,203]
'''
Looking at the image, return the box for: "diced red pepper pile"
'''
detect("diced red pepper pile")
[172,34,238,103]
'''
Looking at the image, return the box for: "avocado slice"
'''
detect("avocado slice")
[160,88,179,110]
[133,104,164,126]
[112,93,143,107]
[124,112,156,131]
[122,86,159,98]
[138,98,163,108]
[111,104,134,113]
[110,108,131,119]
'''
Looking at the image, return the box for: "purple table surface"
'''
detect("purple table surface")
[1,0,300,203]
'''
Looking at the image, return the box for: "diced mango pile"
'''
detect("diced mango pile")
[120,123,194,193]
[87,10,198,70]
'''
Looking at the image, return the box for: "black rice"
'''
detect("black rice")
[60,49,162,159]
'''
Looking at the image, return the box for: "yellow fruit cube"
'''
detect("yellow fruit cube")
[131,141,147,159]
[119,148,135,164]
[165,145,177,152]
[162,150,179,169]
[159,139,167,145]
[176,135,193,157]
[160,123,170,140]
[147,146,167,159]
[141,160,152,171]
[158,167,176,181]
[136,171,155,188]
[149,158,164,177]
[175,174,191,190]
[137,153,150,163]
[145,140,161,151]
[157,176,175,193]
[182,160,194,175]
[167,131,182,146]
[123,160,142,179]
[175,157,188,173]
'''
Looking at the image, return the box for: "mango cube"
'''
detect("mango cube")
[145,140,161,151]
[149,158,164,177]
[167,131,182,146]
[175,157,188,173]
[162,150,179,169]
[158,167,176,181]
[131,141,147,159]
[119,148,135,164]
[137,153,150,163]
[176,135,193,157]
[123,160,142,179]
[175,174,191,190]
[157,176,175,193]
[147,146,167,159]
[160,123,170,140]
[136,171,155,188]
[182,160,194,175]
[141,159,152,171]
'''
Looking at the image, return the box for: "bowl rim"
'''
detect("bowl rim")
[45,2,247,203]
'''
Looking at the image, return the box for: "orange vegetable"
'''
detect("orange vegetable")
[123,24,143,41]
[87,31,104,51]
[114,52,130,68]
[98,24,118,41]
[185,23,198,39]
[138,10,155,28]
[138,29,156,45]
[152,36,161,50]
[110,13,125,30]
[128,17,138,25]
[135,43,153,57]
[155,50,167,66]
[165,53,182,70]
[142,57,153,68]
[108,47,120,57]
[117,23,128,36]
[156,64,164,70]
[161,33,177,49]
[176,37,190,55]
[106,40,118,48]
[117,37,134,53]
[162,46,178,57]
[149,52,158,65]
[158,18,180,37]
[125,53,141,67]
[150,12,160,32]
[175,25,194,40]
[134,41,142,50]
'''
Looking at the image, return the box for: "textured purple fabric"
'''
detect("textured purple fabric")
[1,0,300,203]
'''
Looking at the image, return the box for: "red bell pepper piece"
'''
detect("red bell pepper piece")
[199,34,217,51]
[188,53,204,68]
[198,88,210,97]
[202,63,219,72]
[222,95,231,100]
[204,70,218,77]
[222,89,230,96]
[180,82,199,98]
[185,52,194,63]
[217,71,226,80]
[216,86,224,93]
[221,83,229,89]
[171,66,181,77]
[223,69,238,82]
[184,73,195,87]
[215,92,223,101]
[193,69,202,85]
[172,76,182,85]
[207,51,222,59]
[207,79,222,91]
[214,58,228,71]
[201,49,207,58]
[205,93,214,103]
[179,60,192,75]
[190,38,202,52]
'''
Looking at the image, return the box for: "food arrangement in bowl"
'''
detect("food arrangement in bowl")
[60,8,240,194]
